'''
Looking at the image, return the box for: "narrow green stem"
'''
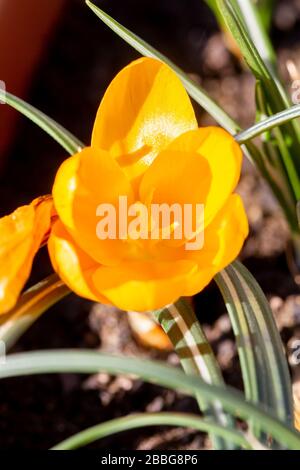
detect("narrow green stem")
[235,105,300,144]
[51,412,251,450]
[0,90,84,155]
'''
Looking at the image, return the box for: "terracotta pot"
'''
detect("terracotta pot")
[0,0,67,164]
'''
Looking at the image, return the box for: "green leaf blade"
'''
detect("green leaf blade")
[154,298,237,449]
[1,349,300,449]
[0,90,84,155]
[216,262,293,430]
[51,412,250,450]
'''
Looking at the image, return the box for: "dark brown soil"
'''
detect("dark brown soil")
[0,0,300,450]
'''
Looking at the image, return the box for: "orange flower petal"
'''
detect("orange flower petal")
[184,194,249,295]
[140,149,211,206]
[92,57,197,186]
[92,259,198,312]
[167,127,243,227]
[0,196,53,314]
[52,147,134,266]
[139,147,212,246]
[48,219,108,303]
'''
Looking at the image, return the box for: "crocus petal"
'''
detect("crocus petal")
[92,259,198,312]
[140,149,211,206]
[184,194,249,295]
[48,220,108,303]
[52,147,134,266]
[0,196,53,314]
[139,148,212,245]
[92,57,197,186]
[167,127,243,227]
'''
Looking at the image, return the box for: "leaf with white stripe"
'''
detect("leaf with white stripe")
[153,298,237,449]
[215,261,294,446]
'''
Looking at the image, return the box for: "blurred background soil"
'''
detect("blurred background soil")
[0,0,300,450]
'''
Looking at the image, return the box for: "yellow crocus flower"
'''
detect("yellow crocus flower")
[48,57,248,312]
